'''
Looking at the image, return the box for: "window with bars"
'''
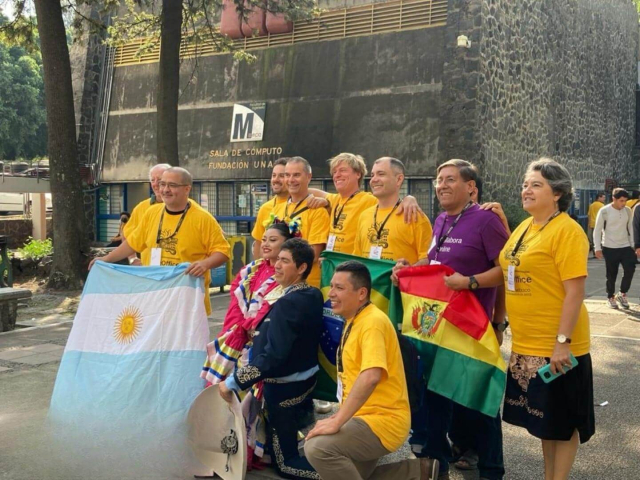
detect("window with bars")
[189,183,202,204]
[409,180,434,220]
[236,183,253,217]
[217,183,235,216]
[98,185,124,215]
[201,182,217,216]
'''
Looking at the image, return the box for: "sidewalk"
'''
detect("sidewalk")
[2,262,640,478]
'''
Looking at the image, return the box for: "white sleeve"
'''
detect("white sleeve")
[593,208,605,251]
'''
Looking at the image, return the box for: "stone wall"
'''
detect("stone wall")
[474,0,638,214]
[0,218,53,249]
[103,26,446,181]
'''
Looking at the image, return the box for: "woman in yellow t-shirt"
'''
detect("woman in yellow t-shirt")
[499,158,594,480]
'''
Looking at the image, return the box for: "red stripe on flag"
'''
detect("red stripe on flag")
[398,265,489,340]
[397,265,455,303]
[443,291,489,340]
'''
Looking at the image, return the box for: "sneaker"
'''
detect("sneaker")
[616,292,630,309]
[607,297,619,309]
[419,457,441,480]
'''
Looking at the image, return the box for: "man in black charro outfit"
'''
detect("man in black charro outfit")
[219,238,323,480]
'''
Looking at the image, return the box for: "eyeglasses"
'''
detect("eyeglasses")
[158,182,188,189]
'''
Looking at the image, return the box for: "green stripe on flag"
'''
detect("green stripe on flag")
[313,252,400,401]
[421,344,506,417]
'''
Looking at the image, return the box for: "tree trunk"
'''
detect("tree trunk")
[34,0,88,290]
[157,0,182,166]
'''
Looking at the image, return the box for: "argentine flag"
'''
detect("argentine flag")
[48,261,210,476]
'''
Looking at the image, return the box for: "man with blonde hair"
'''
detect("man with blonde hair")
[308,153,423,255]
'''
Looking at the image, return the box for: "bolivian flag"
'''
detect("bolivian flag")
[397,265,506,417]
[313,251,399,401]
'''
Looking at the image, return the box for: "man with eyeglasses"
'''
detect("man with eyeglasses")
[392,159,508,480]
[352,157,432,264]
[90,167,230,316]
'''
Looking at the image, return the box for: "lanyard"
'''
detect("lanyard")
[285,195,310,220]
[337,301,371,374]
[510,210,561,257]
[435,201,473,256]
[373,199,401,240]
[333,191,359,228]
[156,203,191,245]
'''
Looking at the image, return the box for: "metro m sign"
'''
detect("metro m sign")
[230,102,266,143]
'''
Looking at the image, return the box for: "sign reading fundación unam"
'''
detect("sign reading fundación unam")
[230,102,266,143]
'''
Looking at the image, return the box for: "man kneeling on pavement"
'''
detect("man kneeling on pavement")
[304,261,431,480]
[220,257,431,480]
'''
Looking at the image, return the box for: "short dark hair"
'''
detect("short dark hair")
[334,260,372,298]
[280,238,315,280]
[475,177,483,203]
[612,188,629,200]
[273,157,290,167]
[265,222,294,240]
[596,191,606,200]
[631,190,640,200]
[437,159,479,183]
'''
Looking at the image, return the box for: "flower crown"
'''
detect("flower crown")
[263,213,303,238]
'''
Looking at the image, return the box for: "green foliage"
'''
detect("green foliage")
[18,237,53,260]
[0,37,47,160]
[106,0,321,62]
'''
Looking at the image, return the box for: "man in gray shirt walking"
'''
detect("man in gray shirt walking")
[594,188,636,309]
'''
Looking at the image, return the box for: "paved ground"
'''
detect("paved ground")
[1,259,640,479]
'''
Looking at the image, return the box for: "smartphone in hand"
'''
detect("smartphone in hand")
[538,354,578,384]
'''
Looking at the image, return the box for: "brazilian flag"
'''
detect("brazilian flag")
[312,252,401,401]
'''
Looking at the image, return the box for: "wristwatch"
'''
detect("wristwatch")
[468,275,480,290]
[556,334,572,344]
[492,319,509,332]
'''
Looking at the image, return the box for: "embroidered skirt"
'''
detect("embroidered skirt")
[502,352,595,444]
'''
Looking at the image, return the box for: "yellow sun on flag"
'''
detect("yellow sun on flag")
[113,306,143,344]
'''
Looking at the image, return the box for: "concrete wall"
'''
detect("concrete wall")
[102,25,446,181]
[473,0,638,212]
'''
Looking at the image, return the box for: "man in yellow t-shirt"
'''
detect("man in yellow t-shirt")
[90,167,230,315]
[270,157,330,288]
[305,261,426,479]
[587,192,605,256]
[307,153,423,255]
[250,157,289,259]
[353,157,432,264]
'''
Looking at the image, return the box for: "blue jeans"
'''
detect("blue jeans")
[410,389,504,479]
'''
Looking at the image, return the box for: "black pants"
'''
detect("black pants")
[263,377,319,480]
[411,388,504,479]
[602,246,636,297]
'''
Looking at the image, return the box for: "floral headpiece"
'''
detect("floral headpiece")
[263,214,302,238]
